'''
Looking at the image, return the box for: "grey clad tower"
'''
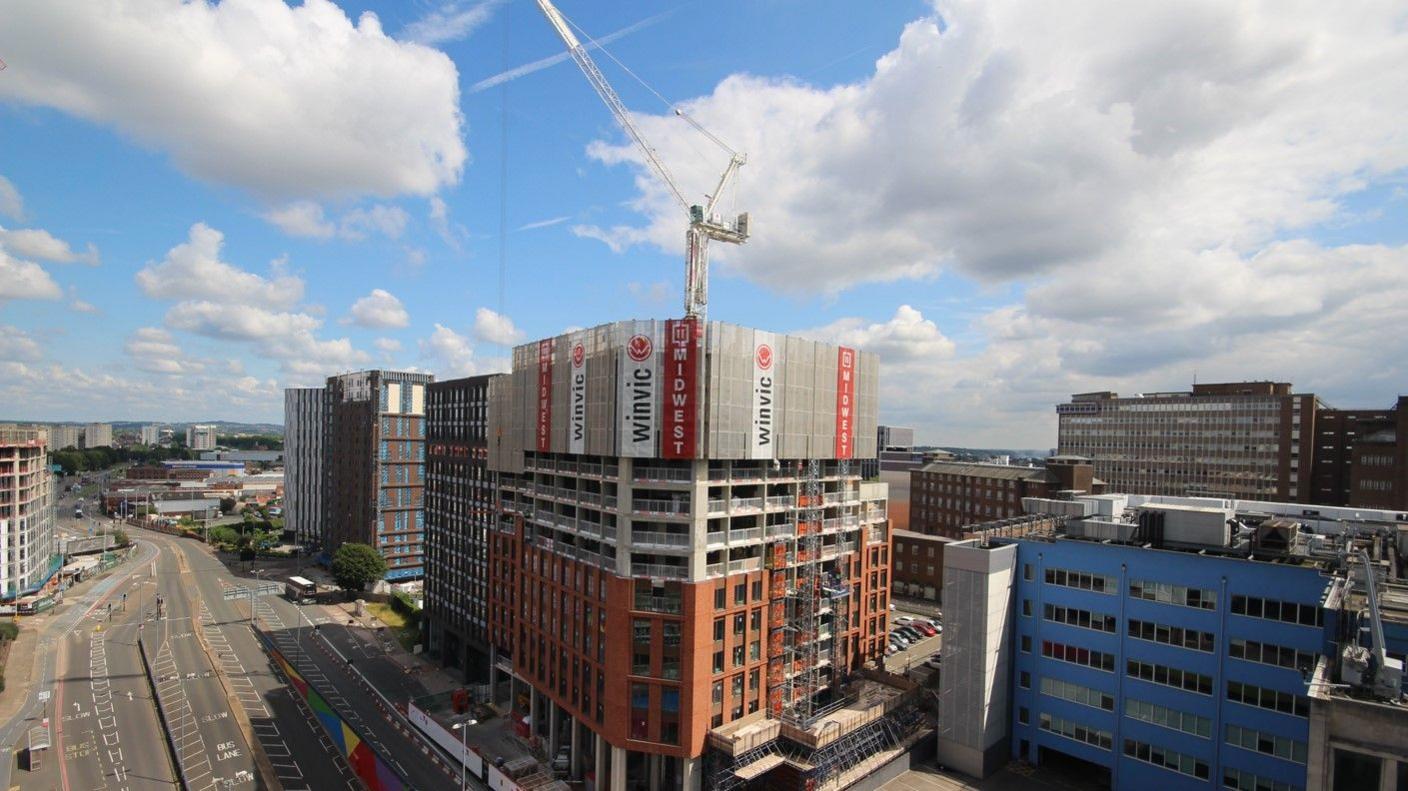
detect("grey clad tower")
[284,387,328,550]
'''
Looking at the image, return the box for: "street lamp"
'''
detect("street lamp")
[451,719,478,790]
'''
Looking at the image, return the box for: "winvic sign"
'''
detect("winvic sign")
[517,319,873,461]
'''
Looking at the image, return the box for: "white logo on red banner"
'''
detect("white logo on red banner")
[663,318,699,459]
[536,339,553,453]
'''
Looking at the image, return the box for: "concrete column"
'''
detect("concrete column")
[548,699,560,756]
[610,746,627,791]
[570,717,581,778]
[617,459,634,577]
[682,756,701,791]
[488,646,500,707]
[649,753,661,791]
[1382,759,1398,791]
[593,733,606,791]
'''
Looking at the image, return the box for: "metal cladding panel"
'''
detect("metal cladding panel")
[704,322,752,459]
[813,343,837,458]
[585,324,617,456]
[778,335,816,459]
[487,374,521,473]
[854,352,880,458]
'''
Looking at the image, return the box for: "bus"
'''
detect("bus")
[286,576,316,603]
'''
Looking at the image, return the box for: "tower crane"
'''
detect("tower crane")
[536,0,749,321]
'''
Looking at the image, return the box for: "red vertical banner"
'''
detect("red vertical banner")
[663,318,700,459]
[536,339,553,452]
[834,346,856,459]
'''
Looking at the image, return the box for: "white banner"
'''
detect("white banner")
[618,324,658,457]
[569,338,587,454]
[751,330,777,459]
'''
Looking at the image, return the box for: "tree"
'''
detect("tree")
[331,543,387,594]
[219,496,237,514]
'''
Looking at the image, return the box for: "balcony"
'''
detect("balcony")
[633,466,692,483]
[632,563,688,580]
[631,531,690,548]
[727,557,761,574]
[764,495,793,510]
[632,498,690,517]
[727,527,763,543]
[765,524,795,539]
[706,562,725,576]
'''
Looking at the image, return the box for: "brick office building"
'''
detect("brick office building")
[1056,382,1318,502]
[445,319,896,790]
[1312,395,1407,511]
[909,456,1101,539]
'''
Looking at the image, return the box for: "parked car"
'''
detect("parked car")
[894,615,915,625]
[890,632,910,647]
[912,622,937,637]
[897,626,925,641]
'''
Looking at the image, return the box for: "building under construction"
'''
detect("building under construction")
[456,318,915,789]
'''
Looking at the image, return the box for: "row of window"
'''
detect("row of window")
[1123,738,1209,780]
[1128,618,1215,653]
[1039,713,1113,751]
[1041,677,1114,711]
[1041,640,1116,672]
[1226,723,1307,764]
[1229,638,1317,672]
[1124,697,1212,739]
[1223,768,1301,791]
[1043,567,1118,594]
[1127,659,1213,695]
[1227,680,1308,718]
[1129,579,1217,610]
[1231,595,1322,627]
[1043,603,1117,633]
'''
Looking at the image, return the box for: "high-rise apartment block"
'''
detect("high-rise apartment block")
[323,370,432,579]
[1,426,58,599]
[283,388,327,550]
[47,424,82,451]
[186,424,218,451]
[1057,383,1317,502]
[140,424,162,446]
[83,422,112,448]
[425,318,901,790]
[423,374,500,678]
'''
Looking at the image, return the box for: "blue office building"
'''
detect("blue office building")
[1006,530,1336,790]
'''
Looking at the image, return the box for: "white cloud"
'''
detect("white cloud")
[575,0,1408,445]
[70,298,99,314]
[801,305,955,362]
[472,307,523,346]
[0,0,466,201]
[123,326,205,374]
[0,326,43,362]
[165,301,320,341]
[0,176,25,221]
[626,281,671,308]
[467,10,671,94]
[516,215,571,232]
[428,196,468,250]
[420,323,479,376]
[343,289,410,329]
[401,0,502,46]
[374,337,402,353]
[263,202,336,239]
[136,223,303,308]
[339,204,408,241]
[0,226,99,265]
[0,248,62,300]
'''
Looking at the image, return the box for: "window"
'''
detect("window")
[749,669,759,690]
[1019,671,1030,689]
[713,619,725,641]
[715,587,726,609]
[1124,698,1211,738]
[1123,739,1208,779]
[733,614,745,636]
[1126,659,1212,695]
[1021,635,1031,653]
[630,683,650,739]
[1044,567,1117,594]
[1226,681,1308,718]
[750,609,761,631]
[1128,618,1215,652]
[752,580,762,601]
[734,583,747,606]
[732,646,744,668]
[1226,724,1307,764]
[1041,677,1114,711]
[1022,599,1032,617]
[1023,563,1033,581]
[1231,595,1322,627]
[1039,713,1112,751]
[749,640,760,661]
[712,651,724,674]
[1042,640,1115,672]
[1018,706,1029,725]
[1229,639,1316,672]
[1129,579,1217,610]
[1222,768,1300,791]
[711,682,723,704]
[1043,603,1116,633]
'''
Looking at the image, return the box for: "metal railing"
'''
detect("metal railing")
[632,563,688,580]
[633,466,692,482]
[632,531,690,548]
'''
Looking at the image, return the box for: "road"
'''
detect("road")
[142,527,354,791]
[252,588,461,790]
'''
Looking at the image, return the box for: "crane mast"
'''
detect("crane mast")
[536,0,749,320]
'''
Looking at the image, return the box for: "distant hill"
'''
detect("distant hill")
[931,446,1052,460]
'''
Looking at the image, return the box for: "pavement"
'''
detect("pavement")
[881,760,1110,791]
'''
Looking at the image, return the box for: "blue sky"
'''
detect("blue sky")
[1,1,1405,446]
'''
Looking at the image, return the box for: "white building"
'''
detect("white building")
[47,424,83,451]
[186,424,218,451]
[283,389,326,549]
[140,425,162,445]
[83,423,112,448]
[0,426,57,599]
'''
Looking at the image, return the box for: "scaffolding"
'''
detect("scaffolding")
[777,458,825,726]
